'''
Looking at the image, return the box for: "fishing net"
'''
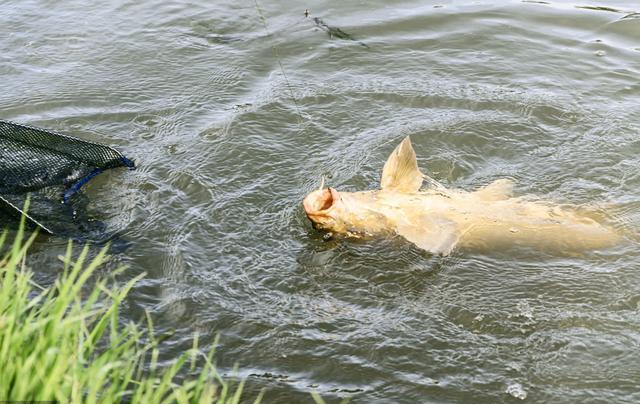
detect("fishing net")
[0,119,134,235]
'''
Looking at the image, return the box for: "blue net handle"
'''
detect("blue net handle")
[63,156,136,203]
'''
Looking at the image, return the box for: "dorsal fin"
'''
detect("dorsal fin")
[380,136,423,193]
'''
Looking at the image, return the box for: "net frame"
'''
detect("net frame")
[0,119,135,234]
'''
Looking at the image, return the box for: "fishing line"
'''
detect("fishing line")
[252,0,304,123]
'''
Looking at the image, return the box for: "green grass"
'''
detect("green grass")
[0,218,259,403]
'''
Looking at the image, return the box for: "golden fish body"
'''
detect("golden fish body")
[303,137,620,255]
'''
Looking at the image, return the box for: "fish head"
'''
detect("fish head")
[302,187,353,234]
[303,187,393,238]
[303,135,438,240]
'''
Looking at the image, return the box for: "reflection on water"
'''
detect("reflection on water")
[2,0,640,402]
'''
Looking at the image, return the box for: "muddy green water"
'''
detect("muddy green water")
[3,0,640,402]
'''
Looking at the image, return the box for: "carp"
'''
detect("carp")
[303,137,620,255]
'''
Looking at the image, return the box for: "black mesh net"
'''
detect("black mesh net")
[0,120,134,236]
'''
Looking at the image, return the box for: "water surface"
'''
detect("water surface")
[2,0,640,402]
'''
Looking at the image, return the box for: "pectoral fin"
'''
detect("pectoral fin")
[473,178,515,201]
[396,216,459,256]
[380,136,424,193]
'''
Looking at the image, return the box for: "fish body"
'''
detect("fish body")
[303,137,620,255]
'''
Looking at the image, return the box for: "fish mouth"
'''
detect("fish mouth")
[303,187,339,219]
